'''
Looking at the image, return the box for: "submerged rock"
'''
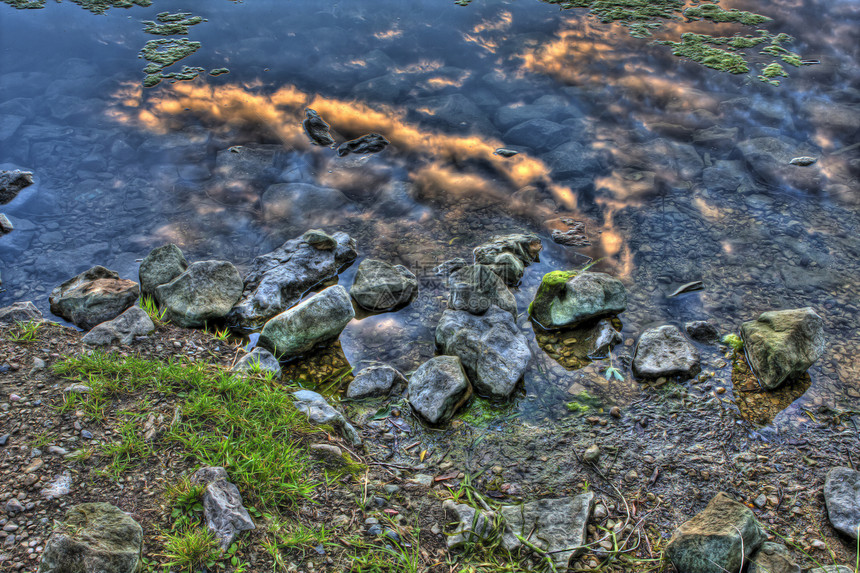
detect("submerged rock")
[228,231,357,330]
[139,243,188,298]
[504,118,570,152]
[292,389,361,445]
[346,364,407,399]
[685,320,720,344]
[191,466,255,549]
[408,355,472,425]
[81,306,155,346]
[448,264,516,317]
[435,306,530,399]
[740,307,825,390]
[49,266,139,330]
[748,542,801,573]
[530,271,627,330]
[0,169,33,204]
[302,108,335,147]
[824,467,860,540]
[39,502,143,573]
[261,182,353,226]
[0,300,42,324]
[336,133,389,157]
[666,492,765,573]
[350,258,418,312]
[434,258,468,277]
[258,285,354,358]
[633,325,700,379]
[789,156,817,166]
[155,261,243,328]
[232,347,282,377]
[473,233,542,285]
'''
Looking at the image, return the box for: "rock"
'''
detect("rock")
[530,271,627,330]
[191,466,255,549]
[448,264,517,317]
[583,444,601,463]
[40,472,72,499]
[543,141,602,181]
[258,285,355,358]
[666,492,766,573]
[261,182,353,226]
[336,133,390,157]
[0,301,42,324]
[302,108,335,147]
[434,258,468,277]
[213,143,284,180]
[633,325,700,379]
[39,502,143,573]
[292,390,361,446]
[740,307,825,390]
[789,156,817,166]
[685,320,720,344]
[584,318,623,359]
[504,119,571,152]
[499,493,594,570]
[414,93,495,135]
[138,243,188,298]
[824,467,860,540]
[228,231,357,330]
[5,499,24,514]
[472,233,542,285]
[435,306,530,399]
[309,443,346,466]
[49,266,139,330]
[303,229,337,250]
[748,542,801,573]
[408,356,472,425]
[737,137,821,191]
[0,169,34,204]
[0,213,12,234]
[232,347,282,377]
[81,306,155,346]
[346,364,407,399]
[443,500,500,548]
[154,261,243,328]
[350,259,418,312]
[808,567,855,573]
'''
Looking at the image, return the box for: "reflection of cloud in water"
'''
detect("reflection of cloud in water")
[463,10,513,54]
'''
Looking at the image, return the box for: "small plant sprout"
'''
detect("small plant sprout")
[7,319,42,342]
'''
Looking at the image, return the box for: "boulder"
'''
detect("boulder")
[38,502,142,573]
[748,542,801,573]
[685,320,720,344]
[0,169,34,204]
[191,467,255,549]
[448,264,517,317]
[0,300,42,324]
[633,325,700,379]
[350,258,418,312]
[232,347,282,377]
[824,467,860,540]
[473,233,542,285]
[346,364,407,399]
[154,261,244,328]
[49,266,139,330]
[530,271,627,330]
[138,243,188,298]
[435,306,531,399]
[228,231,357,330]
[292,390,361,446]
[258,285,354,358]
[740,307,825,390]
[408,356,472,425]
[81,306,155,346]
[499,493,594,570]
[666,492,766,573]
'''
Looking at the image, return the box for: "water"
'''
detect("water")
[1,0,858,431]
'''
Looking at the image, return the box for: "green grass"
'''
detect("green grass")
[161,527,221,572]
[6,319,43,342]
[139,295,167,323]
[100,417,150,479]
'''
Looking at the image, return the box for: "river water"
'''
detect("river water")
[0,0,858,431]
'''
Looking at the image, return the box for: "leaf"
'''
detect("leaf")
[420,450,427,462]
[370,405,392,421]
[228,543,238,554]
[231,556,239,566]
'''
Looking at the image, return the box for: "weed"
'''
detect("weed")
[165,476,206,529]
[161,526,221,572]
[99,418,150,478]
[7,319,42,342]
[30,431,53,449]
[139,295,167,323]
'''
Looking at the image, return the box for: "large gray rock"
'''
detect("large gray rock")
[154,261,243,328]
[292,390,361,446]
[138,243,188,298]
[232,347,282,377]
[0,300,42,324]
[666,492,766,573]
[81,306,155,346]
[408,356,472,425]
[824,467,860,540]
[530,271,627,329]
[350,258,418,312]
[191,467,255,549]
[0,169,33,204]
[473,233,542,285]
[38,502,143,573]
[346,364,407,399]
[740,307,825,390]
[435,306,531,399]
[49,266,140,330]
[499,493,594,570]
[443,500,500,549]
[228,231,357,330]
[258,285,354,358]
[633,325,700,379]
[448,264,517,317]
[748,542,801,573]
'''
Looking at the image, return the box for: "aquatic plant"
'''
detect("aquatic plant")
[722,333,744,352]
[143,12,205,36]
[758,62,788,86]
[683,3,770,26]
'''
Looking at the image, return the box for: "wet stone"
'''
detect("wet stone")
[448,264,517,317]
[685,320,720,344]
[350,258,418,312]
[472,233,542,286]
[408,356,472,425]
[49,266,140,330]
[346,364,407,399]
[303,108,335,147]
[0,213,12,235]
[336,133,390,157]
[154,261,244,328]
[138,243,188,299]
[0,301,42,325]
[530,271,627,330]
[0,169,34,204]
[634,325,700,380]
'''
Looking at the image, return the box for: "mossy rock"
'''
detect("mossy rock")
[530,271,627,330]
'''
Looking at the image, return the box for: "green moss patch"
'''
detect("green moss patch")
[684,3,770,25]
[209,67,230,76]
[661,32,751,73]
[143,12,205,36]
[758,62,788,86]
[139,38,203,88]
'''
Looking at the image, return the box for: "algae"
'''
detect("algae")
[758,62,788,86]
[662,33,751,74]
[683,3,770,26]
[142,12,205,36]
[139,38,202,87]
[209,68,230,76]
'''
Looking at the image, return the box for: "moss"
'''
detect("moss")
[565,389,602,414]
[529,270,576,320]
[143,73,162,88]
[722,333,744,352]
[684,3,770,26]
[139,38,201,67]
[758,62,788,85]
[209,68,230,76]
[162,65,206,82]
[2,0,45,8]
[143,12,205,36]
[661,33,750,74]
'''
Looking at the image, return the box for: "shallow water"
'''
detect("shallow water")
[0,0,858,432]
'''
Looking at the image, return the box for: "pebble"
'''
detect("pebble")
[0,435,8,446]
[383,485,400,494]
[4,500,25,514]
[583,444,601,463]
[9,394,21,402]
[754,494,767,508]
[716,386,726,394]
[593,504,607,519]
[80,430,93,440]
[23,459,43,474]
[610,406,621,418]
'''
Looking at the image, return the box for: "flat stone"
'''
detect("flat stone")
[443,501,500,549]
[824,467,860,540]
[633,325,700,379]
[49,266,139,330]
[346,364,407,399]
[748,542,801,573]
[408,356,472,425]
[0,301,42,324]
[155,260,244,328]
[81,306,155,346]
